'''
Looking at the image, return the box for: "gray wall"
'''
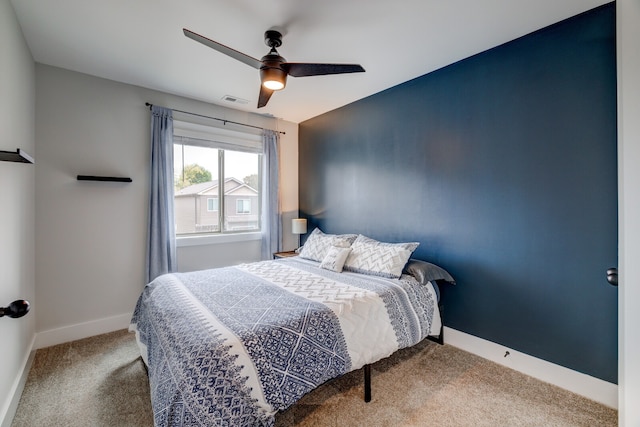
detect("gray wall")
[299,4,617,383]
[34,65,299,340]
[0,0,36,423]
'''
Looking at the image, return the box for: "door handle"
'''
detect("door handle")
[606,268,618,287]
[0,300,30,318]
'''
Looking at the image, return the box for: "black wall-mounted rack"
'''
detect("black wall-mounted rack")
[0,149,34,164]
[77,175,132,183]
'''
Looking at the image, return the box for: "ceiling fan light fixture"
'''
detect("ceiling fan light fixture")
[261,67,287,91]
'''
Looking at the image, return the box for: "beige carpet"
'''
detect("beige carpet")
[12,329,617,426]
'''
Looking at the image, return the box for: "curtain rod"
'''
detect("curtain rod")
[145,102,285,135]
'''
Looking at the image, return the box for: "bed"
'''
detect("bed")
[129,230,454,427]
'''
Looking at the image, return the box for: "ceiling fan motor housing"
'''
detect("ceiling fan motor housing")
[264,30,283,48]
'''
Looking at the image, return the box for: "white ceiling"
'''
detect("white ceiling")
[11,0,610,124]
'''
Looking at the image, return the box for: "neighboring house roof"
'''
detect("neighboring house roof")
[175,180,219,196]
[175,177,257,197]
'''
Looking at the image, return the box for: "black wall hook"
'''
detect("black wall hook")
[0,300,30,318]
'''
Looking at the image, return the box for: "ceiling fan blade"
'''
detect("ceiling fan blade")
[283,63,365,77]
[183,28,262,69]
[258,85,274,108]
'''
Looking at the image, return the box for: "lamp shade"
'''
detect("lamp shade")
[292,218,307,235]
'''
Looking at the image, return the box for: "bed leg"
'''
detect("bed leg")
[427,302,445,345]
[364,364,371,402]
[435,322,444,345]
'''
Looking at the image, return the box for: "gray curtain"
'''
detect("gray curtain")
[146,106,176,282]
[261,129,282,259]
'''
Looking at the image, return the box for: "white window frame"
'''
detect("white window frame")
[174,120,263,246]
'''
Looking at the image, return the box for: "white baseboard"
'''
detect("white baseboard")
[443,326,618,409]
[34,313,132,350]
[0,337,35,427]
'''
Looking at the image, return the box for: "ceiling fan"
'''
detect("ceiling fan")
[183,28,366,108]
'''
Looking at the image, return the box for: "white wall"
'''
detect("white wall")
[0,0,36,424]
[34,64,298,345]
[618,0,640,425]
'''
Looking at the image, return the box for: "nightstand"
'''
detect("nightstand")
[273,250,299,259]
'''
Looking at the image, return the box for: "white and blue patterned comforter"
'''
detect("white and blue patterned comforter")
[129,257,440,427]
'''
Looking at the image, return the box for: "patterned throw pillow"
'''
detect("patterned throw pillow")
[343,235,419,279]
[352,234,419,252]
[320,246,352,272]
[298,228,357,262]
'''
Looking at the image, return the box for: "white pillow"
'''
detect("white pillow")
[352,234,419,252]
[343,235,418,279]
[298,228,357,262]
[320,246,352,272]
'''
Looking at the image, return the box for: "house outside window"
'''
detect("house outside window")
[173,121,262,236]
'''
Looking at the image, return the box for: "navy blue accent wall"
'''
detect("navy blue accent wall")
[299,3,617,383]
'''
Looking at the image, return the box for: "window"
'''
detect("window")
[236,199,251,214]
[173,121,262,237]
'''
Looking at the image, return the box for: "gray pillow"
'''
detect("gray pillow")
[403,259,456,285]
